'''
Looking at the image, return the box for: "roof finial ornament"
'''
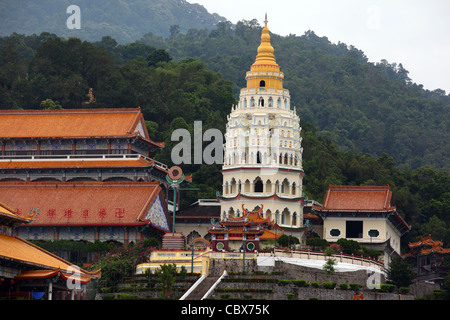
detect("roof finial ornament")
[265,13,268,27]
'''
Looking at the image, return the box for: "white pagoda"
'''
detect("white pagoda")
[217,16,307,245]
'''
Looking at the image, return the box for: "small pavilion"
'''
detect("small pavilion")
[209,205,284,252]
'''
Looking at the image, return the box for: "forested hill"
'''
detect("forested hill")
[136,20,450,172]
[0,0,226,43]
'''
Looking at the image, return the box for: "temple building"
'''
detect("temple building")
[0,200,100,300]
[404,235,450,284]
[0,108,169,185]
[312,185,410,266]
[0,181,170,246]
[209,205,284,252]
[0,108,174,247]
[216,16,306,250]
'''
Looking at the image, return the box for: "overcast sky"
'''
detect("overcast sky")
[187,0,450,93]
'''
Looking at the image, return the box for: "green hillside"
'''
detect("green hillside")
[0,0,226,43]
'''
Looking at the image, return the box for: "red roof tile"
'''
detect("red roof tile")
[0,157,154,169]
[320,185,395,212]
[0,182,164,226]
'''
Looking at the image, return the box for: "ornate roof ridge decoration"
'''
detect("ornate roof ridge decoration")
[408,234,444,248]
[405,234,450,257]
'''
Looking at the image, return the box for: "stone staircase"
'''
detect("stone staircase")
[183,275,220,300]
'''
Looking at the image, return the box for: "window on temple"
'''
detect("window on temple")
[368,229,380,238]
[346,221,363,238]
[256,151,262,164]
[259,97,264,107]
[330,229,341,237]
[259,80,265,87]
[254,178,263,193]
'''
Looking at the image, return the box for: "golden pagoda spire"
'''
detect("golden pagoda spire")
[254,13,277,66]
[244,14,285,92]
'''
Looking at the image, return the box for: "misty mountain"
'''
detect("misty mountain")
[0,0,226,43]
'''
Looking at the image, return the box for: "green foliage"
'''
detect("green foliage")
[349,283,361,291]
[336,238,361,255]
[278,279,291,286]
[380,284,396,293]
[40,98,62,110]
[89,239,158,291]
[386,256,416,288]
[292,280,310,287]
[306,237,329,250]
[277,235,300,247]
[157,263,178,297]
[0,0,225,43]
[323,258,336,275]
[339,283,348,290]
[322,282,337,289]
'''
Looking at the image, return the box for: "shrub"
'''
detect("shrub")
[349,283,360,291]
[278,279,291,286]
[293,280,309,287]
[399,287,410,294]
[311,282,320,288]
[220,294,230,300]
[322,282,336,289]
[339,283,348,290]
[102,293,115,300]
[380,284,396,293]
[306,237,329,250]
[286,293,294,300]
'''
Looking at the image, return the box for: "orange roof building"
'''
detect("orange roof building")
[0,181,171,243]
[313,185,411,267]
[0,199,100,300]
[0,108,169,185]
[404,235,450,284]
[0,107,177,250]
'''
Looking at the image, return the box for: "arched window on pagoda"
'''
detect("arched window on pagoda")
[254,178,263,193]
[292,212,297,226]
[258,97,264,107]
[268,97,273,107]
[259,80,265,88]
[256,151,262,164]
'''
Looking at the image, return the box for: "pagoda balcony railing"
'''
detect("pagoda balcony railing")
[240,88,289,95]
[0,153,168,170]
